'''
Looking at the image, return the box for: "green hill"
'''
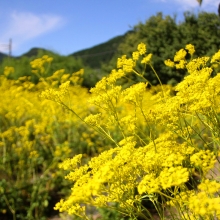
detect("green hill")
[0,33,129,71]
[69,32,132,69]
[0,52,8,62]
[19,47,60,58]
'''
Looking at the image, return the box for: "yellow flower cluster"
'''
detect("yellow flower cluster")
[185,44,195,55]
[167,179,220,219]
[190,149,216,174]
[55,131,204,217]
[211,49,220,64]
[40,81,70,103]
[159,166,189,189]
[198,179,220,194]
[84,113,102,126]
[88,70,123,112]
[45,43,220,219]
[121,57,135,72]
[174,49,187,62]
[54,201,86,216]
[164,59,175,67]
[164,44,195,69]
[59,154,82,170]
[141,53,152,64]
[122,82,147,105]
[3,66,14,76]
[117,42,152,74]
[189,191,220,218]
[0,60,97,218]
[138,173,159,194]
[46,68,84,86]
[30,55,53,74]
[137,42,147,55]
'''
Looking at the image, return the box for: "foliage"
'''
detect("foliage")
[0,52,8,62]
[0,58,114,219]
[0,50,84,85]
[103,12,220,86]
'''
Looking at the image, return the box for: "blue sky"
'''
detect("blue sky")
[0,0,219,56]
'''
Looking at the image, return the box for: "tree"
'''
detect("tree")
[102,12,220,86]
[197,0,202,6]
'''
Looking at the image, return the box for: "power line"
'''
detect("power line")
[71,49,117,58]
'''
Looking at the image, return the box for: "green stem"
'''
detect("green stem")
[3,194,16,220]
[98,126,120,147]
[60,101,121,147]
[149,64,165,99]
[105,91,126,139]
[152,200,164,220]
[139,105,157,152]
[132,69,153,87]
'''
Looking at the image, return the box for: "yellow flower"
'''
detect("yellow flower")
[122,82,147,105]
[122,58,135,73]
[185,44,195,55]
[29,150,39,158]
[107,69,125,85]
[59,154,82,170]
[174,49,187,62]
[141,53,152,64]
[30,55,53,74]
[132,51,140,61]
[190,150,216,174]
[84,113,102,126]
[137,42,147,55]
[117,55,127,68]
[211,49,220,63]
[138,174,160,194]
[40,81,70,102]
[4,66,14,76]
[175,59,186,69]
[164,59,175,67]
[188,191,220,218]
[198,179,220,195]
[159,166,189,189]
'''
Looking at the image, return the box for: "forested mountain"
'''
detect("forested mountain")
[69,32,132,69]
[1,11,220,88]
[0,52,7,62]
[20,47,56,58]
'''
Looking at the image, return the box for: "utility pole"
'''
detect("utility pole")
[9,38,12,58]
[0,39,12,58]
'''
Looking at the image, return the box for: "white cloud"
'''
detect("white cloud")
[157,0,219,11]
[174,0,198,8]
[180,0,218,9]
[0,11,65,52]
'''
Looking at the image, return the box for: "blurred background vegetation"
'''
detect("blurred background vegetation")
[1,9,220,220]
[1,11,220,88]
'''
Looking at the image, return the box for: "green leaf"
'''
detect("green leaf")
[43,200,49,207]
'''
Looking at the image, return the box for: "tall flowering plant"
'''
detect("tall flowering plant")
[41,43,220,219]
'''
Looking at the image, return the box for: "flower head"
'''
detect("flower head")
[137,42,147,55]
[185,44,195,55]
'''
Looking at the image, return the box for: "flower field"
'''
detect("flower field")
[1,43,220,220]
